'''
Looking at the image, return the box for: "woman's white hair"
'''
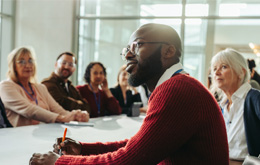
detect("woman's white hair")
[210,48,250,97]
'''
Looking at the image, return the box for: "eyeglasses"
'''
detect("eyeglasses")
[120,41,169,61]
[58,60,76,68]
[16,59,34,66]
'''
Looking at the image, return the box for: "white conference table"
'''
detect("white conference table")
[0,114,145,165]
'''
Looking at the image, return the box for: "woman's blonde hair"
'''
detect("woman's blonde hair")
[7,46,37,83]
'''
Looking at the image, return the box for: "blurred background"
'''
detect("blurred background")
[0,0,260,87]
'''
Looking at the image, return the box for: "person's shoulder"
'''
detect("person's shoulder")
[41,73,57,84]
[76,84,88,90]
[247,88,260,98]
[110,85,120,91]
[157,74,208,95]
[32,83,48,90]
[166,74,202,87]
[0,79,16,87]
[249,80,260,90]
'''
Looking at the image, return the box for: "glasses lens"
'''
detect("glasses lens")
[17,60,33,66]
[121,48,127,61]
[68,62,75,67]
[28,59,34,64]
[60,61,75,67]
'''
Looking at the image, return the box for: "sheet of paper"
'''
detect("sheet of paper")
[64,121,94,127]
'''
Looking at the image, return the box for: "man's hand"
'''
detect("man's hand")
[29,151,59,165]
[53,137,82,155]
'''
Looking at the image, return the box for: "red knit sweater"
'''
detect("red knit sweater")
[56,74,229,165]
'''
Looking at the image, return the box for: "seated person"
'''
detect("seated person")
[110,65,141,114]
[247,59,260,90]
[42,52,90,113]
[76,62,121,117]
[0,46,89,127]
[30,23,228,165]
[0,98,12,128]
[211,48,260,164]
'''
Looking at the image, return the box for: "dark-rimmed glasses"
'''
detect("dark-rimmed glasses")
[120,41,169,61]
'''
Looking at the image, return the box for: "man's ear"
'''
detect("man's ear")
[162,45,176,59]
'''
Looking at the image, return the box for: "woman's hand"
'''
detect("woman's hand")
[100,78,109,91]
[72,110,89,122]
[101,78,113,98]
[56,111,77,123]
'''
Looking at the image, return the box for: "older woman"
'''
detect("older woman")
[211,48,260,164]
[0,46,89,127]
[76,62,121,117]
[110,65,142,114]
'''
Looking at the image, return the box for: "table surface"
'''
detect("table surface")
[0,114,145,165]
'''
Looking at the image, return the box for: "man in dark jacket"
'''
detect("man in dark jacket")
[42,52,91,114]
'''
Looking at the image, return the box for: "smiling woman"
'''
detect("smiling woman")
[0,46,89,127]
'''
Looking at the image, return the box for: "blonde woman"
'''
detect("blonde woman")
[0,46,89,127]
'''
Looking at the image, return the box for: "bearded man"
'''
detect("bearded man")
[42,52,90,113]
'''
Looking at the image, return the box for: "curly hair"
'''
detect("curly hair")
[84,62,107,83]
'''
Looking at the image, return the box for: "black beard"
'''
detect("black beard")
[128,46,162,87]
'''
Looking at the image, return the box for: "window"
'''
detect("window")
[0,0,15,81]
[77,0,260,86]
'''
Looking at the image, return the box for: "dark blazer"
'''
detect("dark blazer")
[244,88,260,157]
[110,85,141,114]
[0,98,12,128]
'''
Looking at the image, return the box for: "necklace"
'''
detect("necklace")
[89,84,101,114]
[19,82,38,105]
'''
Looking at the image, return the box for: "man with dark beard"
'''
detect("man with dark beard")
[42,52,90,113]
[30,23,229,165]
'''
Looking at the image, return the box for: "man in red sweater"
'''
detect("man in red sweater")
[30,23,229,164]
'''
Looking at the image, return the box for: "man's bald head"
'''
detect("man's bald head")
[132,23,182,60]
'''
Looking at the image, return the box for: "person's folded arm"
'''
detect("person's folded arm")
[0,81,59,123]
[42,82,90,112]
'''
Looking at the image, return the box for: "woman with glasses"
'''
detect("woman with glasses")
[0,46,89,127]
[211,48,260,164]
[110,65,142,114]
[76,62,121,117]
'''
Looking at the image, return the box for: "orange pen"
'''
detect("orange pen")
[59,128,67,155]
[62,128,67,142]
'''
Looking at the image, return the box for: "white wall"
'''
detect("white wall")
[0,0,15,81]
[14,0,75,82]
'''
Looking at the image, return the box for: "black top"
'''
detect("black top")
[0,98,12,128]
[110,85,141,114]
